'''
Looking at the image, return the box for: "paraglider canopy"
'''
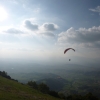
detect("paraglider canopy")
[64,48,75,61]
[64,48,75,54]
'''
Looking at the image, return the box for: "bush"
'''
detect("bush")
[27,81,38,89]
[38,83,50,94]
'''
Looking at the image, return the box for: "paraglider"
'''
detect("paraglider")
[64,48,75,61]
[64,48,75,54]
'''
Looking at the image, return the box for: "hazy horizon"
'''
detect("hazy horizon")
[0,0,100,69]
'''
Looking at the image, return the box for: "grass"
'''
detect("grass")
[0,76,62,100]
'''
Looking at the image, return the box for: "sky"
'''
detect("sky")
[0,0,100,66]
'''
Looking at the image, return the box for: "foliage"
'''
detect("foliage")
[27,81,61,98]
[84,92,99,100]
[66,92,99,100]
[37,78,67,91]
[49,90,60,98]
[0,70,100,100]
[58,93,66,99]
[27,81,38,89]
[27,81,50,94]
[0,71,11,79]
[38,83,50,94]
[27,80,100,100]
[0,75,62,100]
[0,71,18,82]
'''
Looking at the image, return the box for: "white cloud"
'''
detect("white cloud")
[4,28,23,34]
[40,32,55,37]
[35,23,59,38]
[1,18,59,38]
[89,6,100,14]
[41,23,59,31]
[24,20,38,31]
[57,26,100,48]
[23,20,59,37]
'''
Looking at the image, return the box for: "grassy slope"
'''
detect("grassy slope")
[0,76,62,100]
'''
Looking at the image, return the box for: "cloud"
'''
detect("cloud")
[38,23,59,37]
[23,20,58,37]
[41,32,55,37]
[41,23,58,31]
[24,20,38,31]
[57,26,100,48]
[89,6,100,13]
[3,18,58,38]
[4,28,23,34]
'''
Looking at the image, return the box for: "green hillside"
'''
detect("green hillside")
[0,75,62,100]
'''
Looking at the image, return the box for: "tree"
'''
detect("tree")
[84,92,99,100]
[27,81,38,89]
[49,90,59,98]
[38,83,50,94]
[0,71,11,79]
[58,93,66,99]
[67,95,82,100]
